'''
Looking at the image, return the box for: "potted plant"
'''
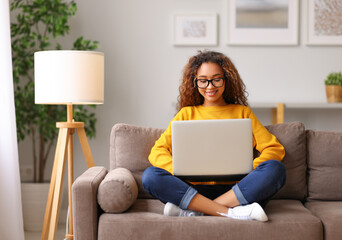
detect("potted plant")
[11,0,99,231]
[325,72,342,103]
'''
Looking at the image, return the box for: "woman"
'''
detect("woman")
[142,50,286,222]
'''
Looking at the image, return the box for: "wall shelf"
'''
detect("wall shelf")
[250,102,342,124]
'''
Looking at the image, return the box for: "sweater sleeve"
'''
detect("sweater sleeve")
[148,109,187,174]
[247,108,286,169]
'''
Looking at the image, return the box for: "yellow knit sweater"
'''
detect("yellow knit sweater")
[148,105,285,183]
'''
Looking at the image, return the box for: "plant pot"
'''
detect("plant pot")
[325,85,342,103]
[21,182,49,231]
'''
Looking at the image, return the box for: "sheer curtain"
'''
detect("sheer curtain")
[0,1,25,239]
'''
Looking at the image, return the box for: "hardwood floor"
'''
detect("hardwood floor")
[25,224,66,240]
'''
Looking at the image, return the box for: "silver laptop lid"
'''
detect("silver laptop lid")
[171,119,253,181]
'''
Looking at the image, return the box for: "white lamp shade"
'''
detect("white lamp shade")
[34,50,104,104]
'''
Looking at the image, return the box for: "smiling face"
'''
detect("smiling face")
[196,62,226,107]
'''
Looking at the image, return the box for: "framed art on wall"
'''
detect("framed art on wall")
[307,0,342,45]
[227,0,299,45]
[173,13,217,46]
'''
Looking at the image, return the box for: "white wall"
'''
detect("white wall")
[17,0,342,210]
[64,0,342,168]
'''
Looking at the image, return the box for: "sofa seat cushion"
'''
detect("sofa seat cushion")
[97,199,322,240]
[305,201,342,240]
[306,130,342,201]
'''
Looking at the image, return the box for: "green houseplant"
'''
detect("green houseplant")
[11,0,99,183]
[324,72,342,103]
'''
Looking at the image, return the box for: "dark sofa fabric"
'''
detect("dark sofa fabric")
[265,122,307,201]
[306,130,342,201]
[305,201,342,240]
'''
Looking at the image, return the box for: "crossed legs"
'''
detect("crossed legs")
[142,160,286,217]
[187,189,238,216]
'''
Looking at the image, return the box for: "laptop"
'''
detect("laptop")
[171,119,253,181]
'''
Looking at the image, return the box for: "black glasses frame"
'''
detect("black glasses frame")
[194,78,225,89]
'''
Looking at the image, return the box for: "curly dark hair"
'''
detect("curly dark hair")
[177,50,248,111]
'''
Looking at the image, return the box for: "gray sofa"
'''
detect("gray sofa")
[72,122,342,240]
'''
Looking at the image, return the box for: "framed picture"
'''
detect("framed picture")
[227,0,299,45]
[307,0,342,45]
[173,13,218,46]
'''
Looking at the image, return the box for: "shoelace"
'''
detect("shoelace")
[217,211,252,220]
[230,213,251,220]
[179,209,202,216]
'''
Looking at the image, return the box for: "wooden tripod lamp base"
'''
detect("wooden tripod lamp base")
[41,118,95,240]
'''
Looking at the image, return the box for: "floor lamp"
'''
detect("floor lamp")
[34,50,104,240]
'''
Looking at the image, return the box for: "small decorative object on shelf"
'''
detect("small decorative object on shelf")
[324,72,342,103]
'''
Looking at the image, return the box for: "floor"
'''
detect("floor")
[25,223,66,240]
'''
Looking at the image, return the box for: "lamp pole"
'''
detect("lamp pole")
[67,104,74,239]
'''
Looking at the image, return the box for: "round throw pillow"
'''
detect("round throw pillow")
[97,168,138,213]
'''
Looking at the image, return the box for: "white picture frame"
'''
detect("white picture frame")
[227,0,299,45]
[307,0,342,45]
[173,13,218,46]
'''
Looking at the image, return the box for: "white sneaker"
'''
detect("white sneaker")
[164,202,203,217]
[218,202,268,222]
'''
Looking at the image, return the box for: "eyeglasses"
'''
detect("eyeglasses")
[194,78,225,89]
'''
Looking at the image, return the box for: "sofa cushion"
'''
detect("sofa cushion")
[305,201,342,240]
[110,124,164,198]
[97,199,322,240]
[306,130,342,201]
[97,168,138,213]
[264,122,307,201]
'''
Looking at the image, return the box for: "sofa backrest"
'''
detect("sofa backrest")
[306,130,342,201]
[110,122,308,200]
[110,124,162,198]
[264,122,307,201]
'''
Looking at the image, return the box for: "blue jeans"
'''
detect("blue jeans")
[142,160,286,210]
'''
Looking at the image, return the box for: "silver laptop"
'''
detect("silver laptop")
[171,119,253,181]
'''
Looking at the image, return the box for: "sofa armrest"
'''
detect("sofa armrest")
[72,166,108,240]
